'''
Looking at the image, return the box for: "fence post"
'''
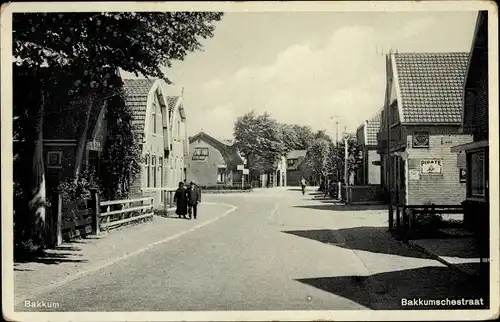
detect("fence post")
[91,189,100,237]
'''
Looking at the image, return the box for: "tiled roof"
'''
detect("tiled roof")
[393,52,469,124]
[167,96,180,111]
[366,110,382,146]
[122,78,155,137]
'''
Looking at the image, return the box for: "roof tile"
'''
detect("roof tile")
[394,52,469,124]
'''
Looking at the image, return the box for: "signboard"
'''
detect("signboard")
[409,169,420,181]
[459,168,467,183]
[237,164,244,171]
[243,169,249,175]
[420,159,443,175]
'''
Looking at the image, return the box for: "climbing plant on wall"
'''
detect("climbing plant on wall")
[99,88,142,200]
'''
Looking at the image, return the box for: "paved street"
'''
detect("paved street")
[15,188,484,312]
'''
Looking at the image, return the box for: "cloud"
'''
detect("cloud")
[181,16,460,139]
[191,24,389,138]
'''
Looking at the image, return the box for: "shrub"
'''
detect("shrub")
[57,169,99,203]
[413,201,442,234]
[200,184,252,191]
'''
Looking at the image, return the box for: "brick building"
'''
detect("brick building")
[450,11,489,234]
[378,52,473,211]
[123,79,188,207]
[186,131,247,187]
[356,109,382,185]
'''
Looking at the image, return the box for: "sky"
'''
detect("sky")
[121,10,479,140]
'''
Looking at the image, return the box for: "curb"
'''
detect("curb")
[408,240,479,278]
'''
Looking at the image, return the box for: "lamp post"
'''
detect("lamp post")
[330,115,342,182]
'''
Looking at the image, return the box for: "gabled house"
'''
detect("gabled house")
[286,150,314,186]
[356,109,382,185]
[377,52,473,209]
[186,131,246,187]
[123,79,188,206]
[450,11,489,233]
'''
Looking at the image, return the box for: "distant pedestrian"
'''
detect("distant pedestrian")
[187,181,202,219]
[300,177,307,195]
[174,181,189,219]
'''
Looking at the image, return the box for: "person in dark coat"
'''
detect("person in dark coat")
[187,181,202,219]
[174,181,189,219]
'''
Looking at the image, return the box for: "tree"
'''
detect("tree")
[331,134,363,182]
[278,123,300,153]
[234,111,286,176]
[290,124,315,150]
[305,136,333,180]
[13,12,224,249]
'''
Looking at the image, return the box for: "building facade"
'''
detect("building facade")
[186,132,246,187]
[450,11,489,234]
[286,150,315,186]
[123,79,188,207]
[356,110,382,185]
[378,52,473,209]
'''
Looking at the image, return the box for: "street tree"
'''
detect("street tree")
[305,136,333,181]
[278,123,300,153]
[234,111,286,176]
[290,124,315,150]
[13,12,224,248]
[331,134,363,181]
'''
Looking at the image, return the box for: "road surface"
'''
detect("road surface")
[15,187,484,311]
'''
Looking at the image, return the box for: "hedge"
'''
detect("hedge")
[200,184,252,191]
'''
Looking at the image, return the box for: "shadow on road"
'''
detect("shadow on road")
[14,247,88,271]
[296,266,489,310]
[14,244,88,265]
[283,226,431,259]
[293,204,387,211]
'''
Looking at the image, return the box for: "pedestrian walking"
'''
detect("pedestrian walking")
[187,181,202,219]
[300,177,307,195]
[174,181,189,219]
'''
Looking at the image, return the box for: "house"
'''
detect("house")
[450,11,489,234]
[43,67,121,193]
[286,150,315,186]
[256,155,287,188]
[186,131,247,187]
[123,79,188,207]
[356,109,382,185]
[377,52,473,211]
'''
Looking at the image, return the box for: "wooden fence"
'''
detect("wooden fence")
[99,197,154,233]
[397,204,464,242]
[48,190,155,246]
[161,188,177,209]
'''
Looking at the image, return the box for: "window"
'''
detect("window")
[217,168,226,183]
[47,151,63,168]
[145,153,150,187]
[468,150,486,198]
[192,147,209,161]
[152,155,156,187]
[287,159,296,167]
[151,104,157,134]
[159,157,163,187]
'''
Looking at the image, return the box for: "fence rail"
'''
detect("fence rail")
[397,204,465,242]
[99,197,154,231]
[47,191,156,247]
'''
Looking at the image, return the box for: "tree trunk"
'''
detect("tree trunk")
[27,90,47,246]
[74,95,94,179]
